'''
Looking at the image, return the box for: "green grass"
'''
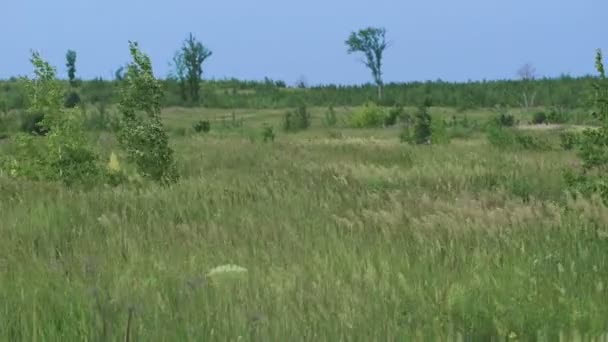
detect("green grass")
[1,106,607,340]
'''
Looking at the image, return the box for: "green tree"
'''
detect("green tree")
[566,49,608,200]
[345,27,390,100]
[118,41,178,184]
[64,50,81,108]
[66,50,77,86]
[1,51,101,185]
[172,33,213,104]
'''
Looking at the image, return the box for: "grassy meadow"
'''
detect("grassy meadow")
[1,106,608,340]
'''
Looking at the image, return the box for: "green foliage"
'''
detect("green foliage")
[83,102,112,131]
[487,125,550,151]
[262,125,275,142]
[559,131,580,150]
[20,112,48,136]
[532,111,548,124]
[172,33,213,104]
[384,104,404,126]
[346,27,389,99]
[324,106,338,127]
[401,105,433,144]
[193,120,211,133]
[431,116,450,144]
[566,50,608,201]
[283,105,311,132]
[547,107,570,124]
[494,112,516,127]
[64,91,81,108]
[349,102,387,128]
[65,50,78,87]
[1,52,102,186]
[117,41,178,185]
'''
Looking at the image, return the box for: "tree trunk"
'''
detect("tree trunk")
[377,83,383,101]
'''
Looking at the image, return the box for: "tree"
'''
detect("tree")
[517,63,537,108]
[64,49,81,108]
[170,51,187,101]
[566,49,608,201]
[172,33,212,104]
[346,27,390,100]
[66,50,77,86]
[118,41,178,184]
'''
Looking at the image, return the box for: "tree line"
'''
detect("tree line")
[0,28,598,112]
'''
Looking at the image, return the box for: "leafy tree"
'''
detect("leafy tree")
[172,33,213,104]
[1,51,101,185]
[346,27,390,100]
[566,49,608,200]
[66,50,77,86]
[64,50,81,108]
[118,41,178,184]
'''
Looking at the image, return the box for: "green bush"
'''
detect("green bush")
[349,102,387,128]
[384,105,404,126]
[20,112,48,136]
[193,120,211,133]
[401,105,432,144]
[532,111,548,124]
[283,105,311,132]
[494,113,516,127]
[547,107,570,124]
[262,125,275,142]
[2,52,104,186]
[64,91,81,108]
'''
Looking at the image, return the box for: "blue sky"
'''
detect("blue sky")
[1,0,606,85]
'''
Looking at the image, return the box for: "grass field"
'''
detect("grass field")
[1,106,608,340]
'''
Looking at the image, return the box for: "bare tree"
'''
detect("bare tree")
[517,63,537,108]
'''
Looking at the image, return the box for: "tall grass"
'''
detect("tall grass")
[0,108,607,340]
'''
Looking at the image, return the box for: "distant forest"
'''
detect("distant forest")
[0,75,594,111]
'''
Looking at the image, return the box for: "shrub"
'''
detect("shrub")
[494,112,516,127]
[547,107,570,124]
[262,125,275,142]
[64,91,81,108]
[283,105,311,132]
[324,106,338,127]
[384,105,404,126]
[2,52,103,186]
[117,41,178,185]
[532,111,548,124]
[349,102,387,128]
[400,105,432,144]
[412,105,432,144]
[20,112,48,136]
[193,120,211,133]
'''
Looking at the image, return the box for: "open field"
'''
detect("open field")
[1,106,607,340]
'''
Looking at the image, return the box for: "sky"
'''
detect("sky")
[1,0,606,85]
